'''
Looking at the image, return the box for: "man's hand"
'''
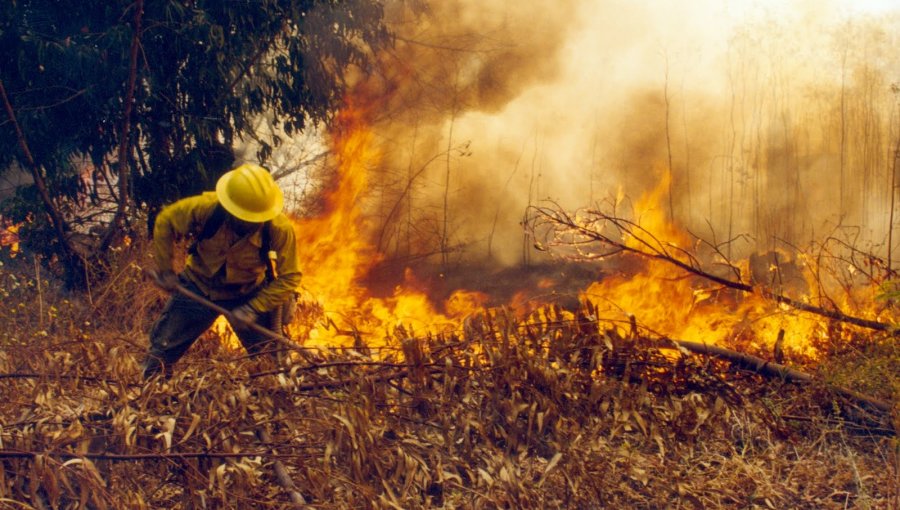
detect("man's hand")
[154,270,180,292]
[231,304,259,325]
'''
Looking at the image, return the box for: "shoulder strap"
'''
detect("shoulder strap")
[188,204,228,256]
[261,220,276,281]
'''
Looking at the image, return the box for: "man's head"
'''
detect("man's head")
[216,164,284,224]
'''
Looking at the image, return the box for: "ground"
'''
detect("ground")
[0,252,896,509]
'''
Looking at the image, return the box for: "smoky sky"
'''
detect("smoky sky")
[333,0,900,266]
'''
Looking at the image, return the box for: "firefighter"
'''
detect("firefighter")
[141,163,302,379]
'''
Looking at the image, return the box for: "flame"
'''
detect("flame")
[0,221,21,256]
[289,99,480,349]
[580,259,828,358]
[576,167,883,359]
[260,102,885,362]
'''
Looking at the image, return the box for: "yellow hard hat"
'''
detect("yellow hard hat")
[215,164,284,222]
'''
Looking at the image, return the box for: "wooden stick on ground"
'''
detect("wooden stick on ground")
[256,428,308,508]
[669,338,893,413]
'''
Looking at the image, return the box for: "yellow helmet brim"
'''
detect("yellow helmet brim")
[215,166,284,223]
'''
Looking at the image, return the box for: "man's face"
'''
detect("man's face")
[229,215,262,236]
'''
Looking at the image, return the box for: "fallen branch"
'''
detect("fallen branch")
[249,360,443,379]
[0,372,136,386]
[294,368,431,392]
[668,338,892,413]
[0,449,314,461]
[531,204,898,334]
[256,428,308,508]
[779,414,897,435]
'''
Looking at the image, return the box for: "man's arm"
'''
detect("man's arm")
[245,215,302,312]
[152,193,217,273]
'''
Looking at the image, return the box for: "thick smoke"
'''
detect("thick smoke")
[352,0,900,267]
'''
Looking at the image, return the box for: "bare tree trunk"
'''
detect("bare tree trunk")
[889,128,899,275]
[680,80,692,223]
[442,70,460,270]
[726,51,737,259]
[840,48,848,218]
[442,119,453,268]
[664,56,675,222]
[523,135,541,268]
[0,78,82,280]
[102,0,144,251]
[488,140,525,258]
[376,149,446,255]
[589,118,599,206]
[406,117,419,258]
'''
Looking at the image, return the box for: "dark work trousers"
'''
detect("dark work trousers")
[142,277,278,379]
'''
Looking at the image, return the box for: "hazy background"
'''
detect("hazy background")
[301,0,900,269]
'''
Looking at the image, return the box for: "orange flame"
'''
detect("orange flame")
[278,102,884,362]
[0,222,20,256]
[577,167,880,359]
[289,99,487,349]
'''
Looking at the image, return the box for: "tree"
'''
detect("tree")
[0,0,387,287]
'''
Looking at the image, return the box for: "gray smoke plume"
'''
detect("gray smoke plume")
[347,0,900,267]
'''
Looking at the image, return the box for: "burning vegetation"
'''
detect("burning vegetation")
[0,247,896,507]
[2,77,897,508]
[1,1,899,509]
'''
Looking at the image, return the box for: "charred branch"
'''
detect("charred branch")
[0,450,314,461]
[255,428,308,508]
[667,338,892,413]
[530,203,898,334]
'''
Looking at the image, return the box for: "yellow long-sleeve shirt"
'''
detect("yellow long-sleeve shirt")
[152,192,302,312]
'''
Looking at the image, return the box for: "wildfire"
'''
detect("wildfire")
[576,168,883,360]
[288,99,486,349]
[263,102,886,362]
[580,259,828,359]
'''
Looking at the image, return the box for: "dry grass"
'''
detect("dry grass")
[0,249,897,509]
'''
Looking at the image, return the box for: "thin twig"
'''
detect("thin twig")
[0,449,314,461]
[531,204,900,334]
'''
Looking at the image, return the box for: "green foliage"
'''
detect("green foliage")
[877,279,900,305]
[0,0,387,273]
[0,1,122,203]
[819,333,900,403]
